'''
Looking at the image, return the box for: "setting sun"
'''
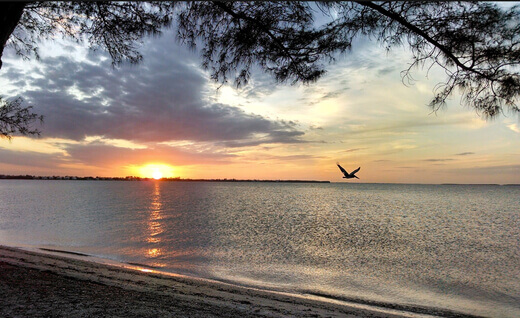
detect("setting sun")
[152,170,162,180]
[134,164,176,179]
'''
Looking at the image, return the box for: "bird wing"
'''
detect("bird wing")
[336,162,349,176]
[351,167,361,175]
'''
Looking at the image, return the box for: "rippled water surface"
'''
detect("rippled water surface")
[1,180,519,317]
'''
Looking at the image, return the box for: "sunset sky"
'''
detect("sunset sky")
[1,21,519,184]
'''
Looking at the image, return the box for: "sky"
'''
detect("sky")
[1,12,519,184]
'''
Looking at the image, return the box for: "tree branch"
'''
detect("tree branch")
[357,1,493,81]
[211,2,309,81]
[0,2,28,70]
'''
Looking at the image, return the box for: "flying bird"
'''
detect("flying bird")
[337,162,360,179]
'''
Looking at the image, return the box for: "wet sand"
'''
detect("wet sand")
[0,245,418,318]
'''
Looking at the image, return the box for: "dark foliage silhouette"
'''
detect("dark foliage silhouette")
[1,1,519,138]
[0,97,43,140]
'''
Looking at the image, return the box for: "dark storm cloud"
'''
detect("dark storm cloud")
[12,30,304,146]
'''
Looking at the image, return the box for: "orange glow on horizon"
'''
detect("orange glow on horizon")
[134,163,176,179]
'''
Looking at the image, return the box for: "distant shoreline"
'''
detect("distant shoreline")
[2,175,519,186]
[0,174,330,183]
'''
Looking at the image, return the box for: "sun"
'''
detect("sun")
[134,164,176,179]
[152,170,163,180]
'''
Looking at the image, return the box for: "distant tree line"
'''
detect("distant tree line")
[0,174,330,183]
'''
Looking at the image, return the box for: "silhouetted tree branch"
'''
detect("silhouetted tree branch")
[351,2,520,117]
[176,1,520,119]
[0,1,173,139]
[1,2,174,68]
[0,2,27,70]
[0,97,43,140]
[176,2,339,86]
[0,0,519,138]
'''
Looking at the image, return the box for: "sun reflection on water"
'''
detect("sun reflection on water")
[145,182,165,266]
[147,248,161,258]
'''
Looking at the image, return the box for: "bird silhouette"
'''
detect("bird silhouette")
[337,162,360,179]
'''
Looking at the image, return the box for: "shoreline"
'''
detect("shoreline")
[0,176,331,183]
[0,244,443,318]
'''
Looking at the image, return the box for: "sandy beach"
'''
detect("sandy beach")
[0,245,420,318]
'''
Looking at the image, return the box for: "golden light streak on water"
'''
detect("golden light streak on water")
[146,183,163,260]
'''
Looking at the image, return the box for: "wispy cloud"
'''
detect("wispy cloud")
[455,164,520,176]
[454,152,475,156]
[243,153,325,162]
[343,148,366,153]
[0,148,69,169]
[65,143,236,167]
[423,159,456,162]
[507,123,520,133]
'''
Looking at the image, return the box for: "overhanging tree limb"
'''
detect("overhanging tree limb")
[211,2,310,81]
[0,1,518,125]
[356,1,492,81]
[0,97,43,140]
[0,2,27,70]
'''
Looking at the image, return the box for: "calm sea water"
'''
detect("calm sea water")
[0,180,518,317]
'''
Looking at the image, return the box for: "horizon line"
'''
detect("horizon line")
[0,174,518,186]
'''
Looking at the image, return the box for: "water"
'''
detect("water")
[0,180,518,317]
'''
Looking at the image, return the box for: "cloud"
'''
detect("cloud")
[455,165,520,176]
[5,29,305,147]
[235,71,280,100]
[0,148,69,169]
[296,87,344,107]
[377,66,396,76]
[0,141,238,176]
[507,123,520,133]
[422,159,455,162]
[65,143,236,167]
[244,153,324,162]
[343,148,365,153]
[454,152,475,156]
